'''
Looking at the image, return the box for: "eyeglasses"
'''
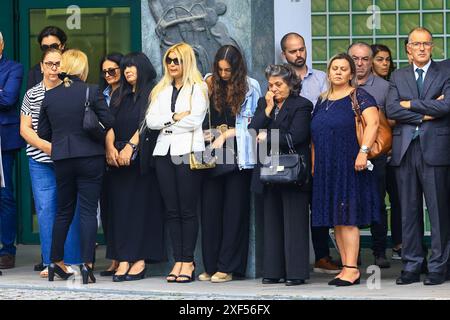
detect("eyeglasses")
[408,41,433,49]
[43,61,61,69]
[102,67,120,77]
[165,57,182,66]
[40,43,61,51]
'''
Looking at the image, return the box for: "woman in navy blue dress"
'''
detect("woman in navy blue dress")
[311,53,380,286]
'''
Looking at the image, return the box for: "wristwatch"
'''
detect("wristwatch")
[126,142,137,151]
[360,145,370,154]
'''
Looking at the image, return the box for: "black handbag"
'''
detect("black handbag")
[260,134,307,185]
[209,145,238,178]
[83,86,107,143]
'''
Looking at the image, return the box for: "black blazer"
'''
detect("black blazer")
[386,60,450,166]
[248,94,313,193]
[38,78,114,161]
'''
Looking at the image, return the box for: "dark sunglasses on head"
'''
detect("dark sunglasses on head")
[102,67,120,77]
[40,43,61,51]
[165,57,182,66]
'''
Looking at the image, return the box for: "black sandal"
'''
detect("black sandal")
[176,272,195,283]
[166,273,178,283]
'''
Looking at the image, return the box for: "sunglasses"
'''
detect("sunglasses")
[102,67,120,77]
[40,43,61,51]
[165,57,182,66]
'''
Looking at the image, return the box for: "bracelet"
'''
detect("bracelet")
[360,145,370,154]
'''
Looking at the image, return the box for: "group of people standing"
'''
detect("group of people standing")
[1,24,450,287]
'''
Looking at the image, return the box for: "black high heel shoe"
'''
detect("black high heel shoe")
[113,265,131,282]
[334,265,360,286]
[48,263,74,281]
[80,264,96,284]
[125,267,147,281]
[176,262,195,283]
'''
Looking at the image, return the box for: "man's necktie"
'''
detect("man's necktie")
[416,68,424,97]
[412,68,424,140]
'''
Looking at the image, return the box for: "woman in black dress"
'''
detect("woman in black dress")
[105,52,166,282]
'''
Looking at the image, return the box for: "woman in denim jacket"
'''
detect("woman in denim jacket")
[199,45,261,283]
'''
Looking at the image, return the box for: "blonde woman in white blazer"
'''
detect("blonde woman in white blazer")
[146,43,208,284]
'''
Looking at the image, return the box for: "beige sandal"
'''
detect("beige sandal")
[40,267,49,278]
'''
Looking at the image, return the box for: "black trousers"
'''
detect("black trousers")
[386,164,402,247]
[155,154,202,262]
[396,139,450,273]
[201,169,252,276]
[263,185,310,280]
[51,156,105,263]
[100,168,110,245]
[370,156,388,257]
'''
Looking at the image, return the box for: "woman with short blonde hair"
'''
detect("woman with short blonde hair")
[146,42,208,283]
[37,48,114,285]
[60,49,89,85]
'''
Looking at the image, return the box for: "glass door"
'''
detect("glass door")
[17,0,142,244]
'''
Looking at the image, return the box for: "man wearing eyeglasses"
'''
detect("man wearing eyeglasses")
[0,31,25,271]
[386,27,450,286]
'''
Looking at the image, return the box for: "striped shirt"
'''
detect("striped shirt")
[20,82,52,163]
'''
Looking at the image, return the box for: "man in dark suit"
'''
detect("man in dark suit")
[438,58,450,281]
[0,31,24,270]
[386,27,450,285]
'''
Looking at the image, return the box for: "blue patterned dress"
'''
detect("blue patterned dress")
[311,88,380,228]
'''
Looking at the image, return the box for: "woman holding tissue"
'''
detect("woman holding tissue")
[310,53,380,287]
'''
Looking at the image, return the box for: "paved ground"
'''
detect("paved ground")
[0,245,449,300]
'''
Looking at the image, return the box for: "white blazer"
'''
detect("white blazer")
[146,82,208,156]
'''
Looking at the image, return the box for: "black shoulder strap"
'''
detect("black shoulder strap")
[85,85,91,107]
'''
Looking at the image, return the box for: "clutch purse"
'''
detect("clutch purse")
[188,85,216,170]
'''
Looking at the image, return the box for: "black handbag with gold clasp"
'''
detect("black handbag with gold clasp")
[260,134,306,185]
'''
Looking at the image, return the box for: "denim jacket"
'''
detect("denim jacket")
[204,75,261,169]
[234,77,261,169]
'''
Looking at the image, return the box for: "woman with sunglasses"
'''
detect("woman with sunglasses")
[27,26,67,90]
[146,43,208,283]
[20,48,82,278]
[105,52,166,282]
[99,53,123,107]
[96,53,123,277]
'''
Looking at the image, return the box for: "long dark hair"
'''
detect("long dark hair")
[371,44,396,80]
[115,52,157,106]
[98,52,123,91]
[211,45,248,116]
